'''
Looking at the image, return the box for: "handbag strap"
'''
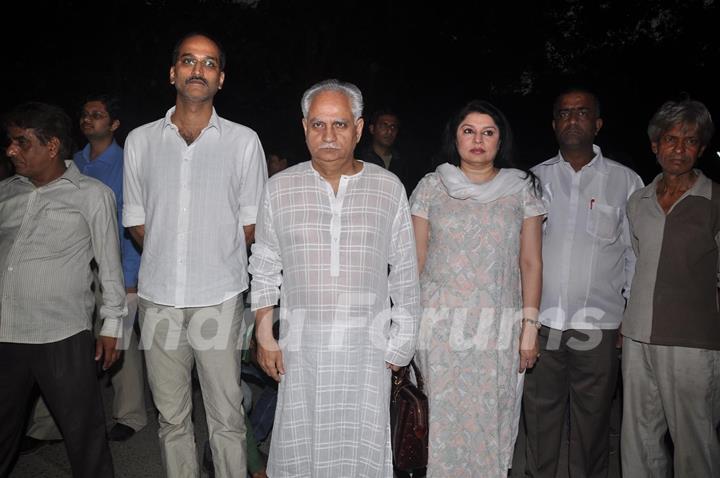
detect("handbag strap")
[408,357,425,391]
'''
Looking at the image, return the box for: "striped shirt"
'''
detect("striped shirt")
[0,162,126,343]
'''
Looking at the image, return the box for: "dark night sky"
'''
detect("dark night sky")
[5,0,720,185]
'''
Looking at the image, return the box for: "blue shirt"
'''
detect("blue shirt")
[74,140,140,288]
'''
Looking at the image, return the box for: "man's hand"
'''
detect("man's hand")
[95,335,121,371]
[256,336,285,382]
[385,362,402,372]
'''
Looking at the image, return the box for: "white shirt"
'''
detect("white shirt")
[531,145,643,330]
[123,107,267,307]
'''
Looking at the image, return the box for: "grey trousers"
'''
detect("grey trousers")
[139,294,246,478]
[621,337,720,478]
[523,327,619,478]
[27,292,148,438]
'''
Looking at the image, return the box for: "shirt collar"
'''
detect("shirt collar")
[641,169,711,199]
[549,144,606,172]
[60,161,83,188]
[77,140,121,165]
[161,106,222,135]
[10,161,83,188]
[307,160,366,180]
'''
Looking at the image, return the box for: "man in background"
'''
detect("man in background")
[360,108,415,190]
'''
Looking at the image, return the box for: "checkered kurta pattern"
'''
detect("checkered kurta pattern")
[250,161,421,477]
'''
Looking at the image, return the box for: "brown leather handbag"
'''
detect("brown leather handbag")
[390,358,429,471]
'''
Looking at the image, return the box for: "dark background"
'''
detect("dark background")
[4,0,720,185]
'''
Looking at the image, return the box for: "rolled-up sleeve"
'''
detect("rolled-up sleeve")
[239,133,268,226]
[385,193,421,366]
[122,132,145,227]
[249,187,283,310]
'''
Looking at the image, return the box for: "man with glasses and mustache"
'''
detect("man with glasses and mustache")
[122,32,267,478]
[521,88,643,478]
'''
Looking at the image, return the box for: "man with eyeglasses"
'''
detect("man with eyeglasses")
[520,87,643,478]
[123,32,267,478]
[73,94,146,441]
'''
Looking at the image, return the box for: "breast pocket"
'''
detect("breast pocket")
[586,203,621,241]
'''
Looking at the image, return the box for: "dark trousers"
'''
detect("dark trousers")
[523,327,619,478]
[0,330,114,478]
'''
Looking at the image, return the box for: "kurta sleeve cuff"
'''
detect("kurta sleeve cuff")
[250,288,281,312]
[249,243,283,312]
[384,306,419,367]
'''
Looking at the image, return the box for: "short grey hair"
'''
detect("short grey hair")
[648,98,714,147]
[300,79,364,121]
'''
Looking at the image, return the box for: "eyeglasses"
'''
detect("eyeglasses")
[80,111,108,120]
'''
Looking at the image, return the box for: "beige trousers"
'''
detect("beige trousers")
[139,294,246,478]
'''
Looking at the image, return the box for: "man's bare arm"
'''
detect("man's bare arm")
[244,224,256,248]
[128,225,145,249]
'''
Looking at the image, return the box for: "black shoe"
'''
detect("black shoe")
[19,436,61,455]
[107,423,135,442]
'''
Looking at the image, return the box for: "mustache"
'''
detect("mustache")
[319,143,341,149]
[185,76,208,85]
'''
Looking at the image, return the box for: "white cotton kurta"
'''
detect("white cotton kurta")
[249,161,421,478]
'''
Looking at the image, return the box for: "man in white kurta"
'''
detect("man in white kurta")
[249,79,421,477]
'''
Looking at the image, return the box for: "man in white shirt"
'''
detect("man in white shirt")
[123,32,267,478]
[522,88,643,478]
[250,79,421,477]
